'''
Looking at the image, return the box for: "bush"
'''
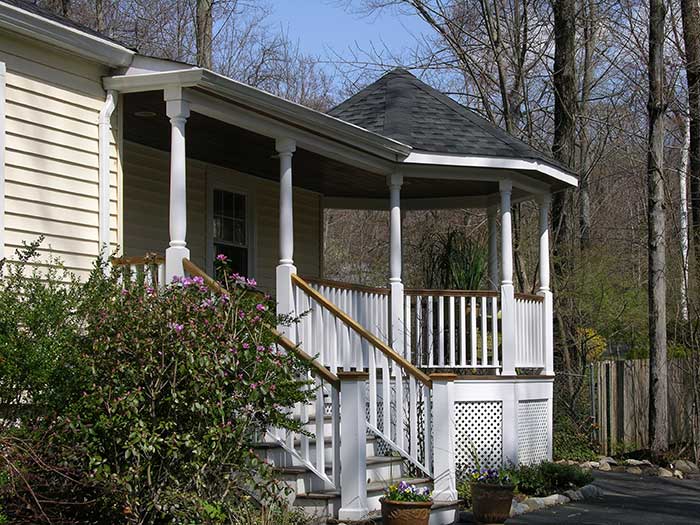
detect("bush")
[1,250,314,523]
[553,415,597,461]
[508,462,593,497]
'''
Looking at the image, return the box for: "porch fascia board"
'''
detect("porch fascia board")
[324,195,492,210]
[0,2,134,67]
[104,68,411,172]
[403,151,579,189]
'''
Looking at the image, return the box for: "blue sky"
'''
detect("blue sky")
[266,1,428,60]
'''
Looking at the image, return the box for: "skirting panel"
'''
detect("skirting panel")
[517,399,549,465]
[454,400,503,468]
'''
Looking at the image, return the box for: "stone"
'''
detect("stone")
[658,467,673,478]
[510,501,529,517]
[523,497,546,511]
[599,462,612,471]
[674,460,700,474]
[564,489,584,501]
[625,459,650,466]
[580,484,604,499]
[542,494,570,507]
[598,456,617,465]
[580,461,600,469]
[674,469,684,479]
[626,466,643,475]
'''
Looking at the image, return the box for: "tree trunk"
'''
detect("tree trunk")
[196,0,214,69]
[647,0,669,454]
[681,0,700,284]
[680,114,691,321]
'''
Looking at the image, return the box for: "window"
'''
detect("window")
[213,189,248,276]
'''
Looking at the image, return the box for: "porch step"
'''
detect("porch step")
[274,455,404,477]
[295,477,432,500]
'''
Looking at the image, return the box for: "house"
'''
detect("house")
[0,0,577,522]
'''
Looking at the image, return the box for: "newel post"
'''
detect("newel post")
[164,87,190,283]
[388,173,405,356]
[430,374,457,502]
[537,193,554,376]
[275,138,297,337]
[499,180,516,376]
[337,371,369,521]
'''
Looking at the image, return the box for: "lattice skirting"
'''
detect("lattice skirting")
[517,399,549,465]
[454,401,503,469]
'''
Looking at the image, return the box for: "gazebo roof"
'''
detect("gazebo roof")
[330,68,565,169]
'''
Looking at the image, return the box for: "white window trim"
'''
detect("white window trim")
[205,170,256,278]
[0,61,6,263]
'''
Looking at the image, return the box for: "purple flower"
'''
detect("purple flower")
[256,303,267,312]
[246,278,257,287]
[216,254,228,262]
[168,322,184,334]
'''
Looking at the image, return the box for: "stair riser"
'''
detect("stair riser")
[262,440,379,466]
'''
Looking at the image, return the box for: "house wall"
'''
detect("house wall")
[0,30,119,278]
[123,141,321,291]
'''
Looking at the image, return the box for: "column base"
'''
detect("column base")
[276,263,297,337]
[389,280,405,356]
[337,507,370,521]
[165,245,190,284]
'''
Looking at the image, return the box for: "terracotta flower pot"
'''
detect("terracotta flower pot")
[380,497,433,525]
[470,482,514,524]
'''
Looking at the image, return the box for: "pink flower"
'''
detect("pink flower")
[242,343,250,349]
[256,303,267,312]
[168,322,184,334]
[247,278,257,287]
[216,254,228,262]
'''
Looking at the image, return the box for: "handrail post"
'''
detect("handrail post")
[430,373,457,503]
[337,371,369,521]
[388,173,405,357]
[537,193,554,375]
[500,180,516,375]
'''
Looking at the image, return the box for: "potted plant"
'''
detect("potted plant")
[380,481,433,525]
[469,467,514,524]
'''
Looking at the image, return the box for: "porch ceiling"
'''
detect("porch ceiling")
[124,91,503,202]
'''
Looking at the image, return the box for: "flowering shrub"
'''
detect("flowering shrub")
[2,250,314,523]
[384,481,432,502]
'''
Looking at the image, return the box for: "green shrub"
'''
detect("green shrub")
[553,415,597,461]
[508,462,593,497]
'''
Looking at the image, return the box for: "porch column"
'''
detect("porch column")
[487,206,499,290]
[537,193,554,376]
[388,173,405,356]
[499,180,516,376]
[164,87,190,283]
[276,138,297,337]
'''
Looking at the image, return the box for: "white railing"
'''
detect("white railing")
[291,274,433,476]
[513,293,545,369]
[111,254,166,288]
[406,291,501,370]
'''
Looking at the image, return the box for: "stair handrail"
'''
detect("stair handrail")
[182,258,340,389]
[291,273,432,388]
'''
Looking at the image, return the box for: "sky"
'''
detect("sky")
[266,0,428,61]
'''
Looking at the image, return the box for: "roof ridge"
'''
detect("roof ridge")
[327,70,393,116]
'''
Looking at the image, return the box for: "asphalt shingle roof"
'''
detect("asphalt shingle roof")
[329,68,565,168]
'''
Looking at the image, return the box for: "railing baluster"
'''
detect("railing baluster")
[331,385,341,487]
[492,296,499,369]
[369,347,377,428]
[427,296,434,367]
[470,296,477,367]
[415,296,423,367]
[315,377,325,479]
[395,362,405,450]
[481,296,488,366]
[405,295,412,363]
[423,384,432,473]
[459,296,467,367]
[382,349,391,438]
[409,375,418,457]
[438,296,445,366]
[449,296,456,367]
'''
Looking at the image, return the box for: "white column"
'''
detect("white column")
[337,371,369,521]
[499,180,516,376]
[431,374,457,503]
[98,90,117,266]
[276,138,297,337]
[487,206,499,290]
[164,87,190,283]
[388,173,405,356]
[538,193,554,376]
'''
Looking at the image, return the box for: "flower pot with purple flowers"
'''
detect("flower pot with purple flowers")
[380,480,433,525]
[468,467,514,524]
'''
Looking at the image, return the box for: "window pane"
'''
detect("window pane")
[222,191,234,218]
[213,216,223,240]
[214,190,224,215]
[234,193,246,220]
[234,219,246,245]
[215,244,248,277]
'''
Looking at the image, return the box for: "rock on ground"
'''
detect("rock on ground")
[674,469,684,479]
[626,466,643,475]
[564,489,584,501]
[510,501,529,517]
[580,484,604,499]
[599,462,612,471]
[658,467,673,478]
[673,460,699,474]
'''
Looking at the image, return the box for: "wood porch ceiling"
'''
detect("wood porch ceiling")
[123,91,501,201]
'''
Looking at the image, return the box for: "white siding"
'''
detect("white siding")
[0,31,118,278]
[123,141,321,291]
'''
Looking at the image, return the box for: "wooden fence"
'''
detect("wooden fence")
[591,359,697,455]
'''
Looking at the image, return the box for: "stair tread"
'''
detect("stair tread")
[297,477,432,499]
[252,434,377,449]
[274,455,404,475]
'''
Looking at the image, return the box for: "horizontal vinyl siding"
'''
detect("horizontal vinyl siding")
[0,31,116,279]
[123,142,321,291]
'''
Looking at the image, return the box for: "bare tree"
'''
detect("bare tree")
[196,0,214,68]
[647,0,669,454]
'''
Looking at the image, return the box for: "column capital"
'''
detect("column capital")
[275,137,296,155]
[387,173,403,189]
[536,192,552,206]
[164,86,190,120]
[499,179,513,193]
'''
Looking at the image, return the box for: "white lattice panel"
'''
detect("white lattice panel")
[518,399,549,465]
[454,401,503,468]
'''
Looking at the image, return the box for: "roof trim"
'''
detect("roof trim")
[403,151,578,189]
[0,1,134,67]
[104,68,413,161]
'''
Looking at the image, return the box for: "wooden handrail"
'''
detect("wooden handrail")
[514,292,545,302]
[405,288,499,297]
[111,254,165,266]
[291,273,432,388]
[301,276,390,295]
[181,259,340,389]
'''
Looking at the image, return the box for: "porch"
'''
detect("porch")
[106,65,575,522]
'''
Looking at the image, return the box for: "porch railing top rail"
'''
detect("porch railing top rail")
[111,254,165,266]
[301,276,390,295]
[514,292,545,302]
[291,273,433,388]
[183,259,340,389]
[405,288,498,297]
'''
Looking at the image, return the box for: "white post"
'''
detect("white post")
[98,90,117,266]
[538,193,554,376]
[276,138,297,337]
[164,87,190,283]
[337,371,369,521]
[388,173,405,356]
[499,180,516,376]
[487,206,499,290]
[431,374,457,503]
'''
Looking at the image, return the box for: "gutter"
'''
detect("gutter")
[98,90,116,266]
